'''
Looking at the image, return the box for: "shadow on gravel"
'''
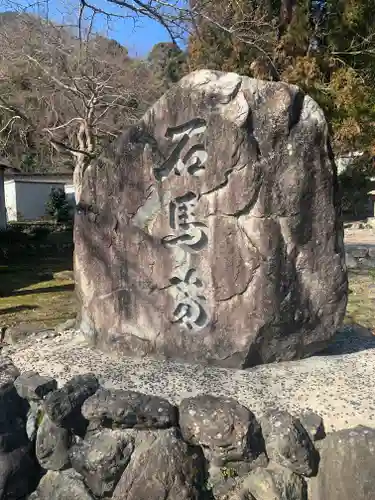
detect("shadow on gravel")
[317,323,375,356]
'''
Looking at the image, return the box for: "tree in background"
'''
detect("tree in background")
[45,187,72,223]
[148,42,187,88]
[2,0,375,178]
[0,14,162,200]
[188,0,375,158]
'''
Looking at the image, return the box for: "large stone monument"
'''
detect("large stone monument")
[75,70,347,368]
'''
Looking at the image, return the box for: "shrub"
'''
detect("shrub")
[45,188,72,223]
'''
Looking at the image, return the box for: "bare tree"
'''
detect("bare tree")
[0,0,300,198]
[0,14,161,200]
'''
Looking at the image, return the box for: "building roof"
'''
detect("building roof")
[4,171,73,182]
[9,171,72,177]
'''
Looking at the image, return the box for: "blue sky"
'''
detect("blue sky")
[3,0,178,56]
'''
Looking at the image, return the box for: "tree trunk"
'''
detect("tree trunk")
[73,154,89,204]
[278,0,297,39]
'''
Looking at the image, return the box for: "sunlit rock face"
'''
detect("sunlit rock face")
[74,70,347,369]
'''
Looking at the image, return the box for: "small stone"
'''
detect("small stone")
[81,388,177,429]
[260,410,319,477]
[14,371,57,401]
[44,373,99,429]
[69,429,134,497]
[179,395,264,465]
[5,323,49,344]
[31,469,94,500]
[298,412,326,442]
[36,414,71,471]
[28,493,40,500]
[55,318,76,334]
[359,258,375,269]
[345,252,357,269]
[347,246,369,259]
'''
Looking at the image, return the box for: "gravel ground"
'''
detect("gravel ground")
[3,325,375,434]
[344,228,375,245]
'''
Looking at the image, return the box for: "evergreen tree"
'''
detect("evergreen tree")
[188,0,375,156]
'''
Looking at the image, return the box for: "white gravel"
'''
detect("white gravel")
[4,326,375,433]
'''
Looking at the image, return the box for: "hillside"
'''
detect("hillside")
[0,12,186,173]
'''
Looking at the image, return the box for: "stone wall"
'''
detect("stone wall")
[0,357,374,500]
[345,244,375,269]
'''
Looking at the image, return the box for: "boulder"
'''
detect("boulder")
[75,69,347,368]
[298,411,325,442]
[81,388,177,429]
[0,415,28,452]
[30,469,94,500]
[69,429,134,497]
[43,373,99,432]
[5,323,49,344]
[36,414,71,470]
[0,356,20,389]
[0,445,40,499]
[0,360,29,452]
[112,428,206,500]
[14,371,57,401]
[260,410,318,477]
[235,463,307,500]
[309,426,375,500]
[179,395,264,465]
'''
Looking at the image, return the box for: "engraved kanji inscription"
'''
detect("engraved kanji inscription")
[162,192,208,251]
[170,269,209,330]
[154,118,207,181]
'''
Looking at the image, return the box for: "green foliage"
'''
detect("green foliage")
[148,42,187,87]
[338,155,374,218]
[20,153,40,173]
[220,466,238,479]
[188,0,375,155]
[36,408,45,427]
[45,188,72,223]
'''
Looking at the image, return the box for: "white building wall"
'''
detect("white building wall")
[336,151,364,175]
[15,181,66,221]
[5,181,66,221]
[0,169,6,229]
[64,183,76,205]
[4,180,17,222]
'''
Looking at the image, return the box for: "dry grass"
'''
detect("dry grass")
[0,254,374,334]
[345,269,375,330]
[0,255,76,330]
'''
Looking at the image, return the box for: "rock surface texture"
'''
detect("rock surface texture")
[0,357,374,499]
[309,426,375,500]
[75,69,347,368]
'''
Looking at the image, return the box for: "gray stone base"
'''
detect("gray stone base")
[345,244,375,269]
